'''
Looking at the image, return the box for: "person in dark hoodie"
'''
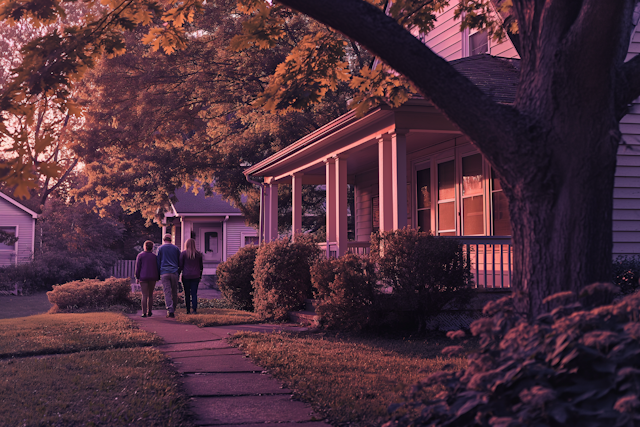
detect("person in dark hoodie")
[135,240,159,318]
[179,238,203,314]
[156,234,181,318]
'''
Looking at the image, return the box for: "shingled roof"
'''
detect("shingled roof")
[450,54,520,105]
[171,188,242,215]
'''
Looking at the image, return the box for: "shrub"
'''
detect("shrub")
[252,236,320,321]
[315,254,377,331]
[370,229,473,332]
[386,283,640,427]
[47,277,132,312]
[0,251,114,294]
[612,255,640,295]
[310,256,336,300]
[217,244,259,311]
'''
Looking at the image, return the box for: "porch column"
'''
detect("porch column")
[292,173,303,239]
[325,158,336,245]
[378,135,394,231]
[391,130,408,229]
[181,218,193,251]
[335,155,348,257]
[265,181,279,242]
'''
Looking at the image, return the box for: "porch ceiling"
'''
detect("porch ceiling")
[247,99,463,185]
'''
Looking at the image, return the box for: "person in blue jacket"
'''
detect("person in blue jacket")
[156,234,181,318]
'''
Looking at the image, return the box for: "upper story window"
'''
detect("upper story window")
[469,30,489,55]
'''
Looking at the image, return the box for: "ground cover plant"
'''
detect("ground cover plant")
[0,313,191,426]
[175,307,261,327]
[0,312,160,358]
[385,283,640,426]
[229,330,474,426]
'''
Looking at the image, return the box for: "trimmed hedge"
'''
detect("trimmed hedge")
[252,236,320,321]
[47,278,132,312]
[217,244,258,311]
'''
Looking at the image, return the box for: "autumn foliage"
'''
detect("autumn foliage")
[386,283,640,426]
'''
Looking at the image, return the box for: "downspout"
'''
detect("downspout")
[246,176,264,245]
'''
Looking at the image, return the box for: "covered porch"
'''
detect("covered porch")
[244,98,513,289]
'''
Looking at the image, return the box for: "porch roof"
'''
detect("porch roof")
[169,188,242,216]
[244,55,519,182]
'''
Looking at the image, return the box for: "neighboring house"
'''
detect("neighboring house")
[163,188,258,275]
[244,4,640,287]
[0,192,37,267]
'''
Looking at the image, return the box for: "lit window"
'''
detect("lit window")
[462,154,484,235]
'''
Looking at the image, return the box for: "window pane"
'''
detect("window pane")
[439,231,456,236]
[463,195,484,235]
[470,30,488,55]
[438,201,455,231]
[438,160,455,200]
[417,168,431,209]
[0,227,16,251]
[417,209,431,233]
[244,236,259,246]
[462,154,483,196]
[492,192,512,235]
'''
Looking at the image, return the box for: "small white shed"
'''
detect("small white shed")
[0,192,37,267]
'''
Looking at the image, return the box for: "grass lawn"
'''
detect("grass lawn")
[229,330,474,426]
[175,307,261,327]
[0,313,192,426]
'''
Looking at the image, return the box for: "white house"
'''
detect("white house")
[244,3,640,288]
[0,192,37,267]
[163,188,258,275]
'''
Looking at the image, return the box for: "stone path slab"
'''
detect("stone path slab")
[182,373,291,396]
[190,395,321,426]
[172,354,262,373]
[166,348,244,358]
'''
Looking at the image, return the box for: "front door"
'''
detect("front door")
[199,226,223,263]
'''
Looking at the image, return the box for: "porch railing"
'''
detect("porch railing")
[110,260,136,279]
[454,236,512,289]
[318,236,512,289]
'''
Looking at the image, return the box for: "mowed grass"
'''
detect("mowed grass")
[0,312,161,358]
[230,331,473,426]
[0,313,192,426]
[175,307,261,327]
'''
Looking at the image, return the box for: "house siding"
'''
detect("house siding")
[0,199,35,266]
[225,217,257,259]
[614,22,640,256]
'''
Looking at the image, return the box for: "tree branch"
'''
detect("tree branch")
[274,0,523,163]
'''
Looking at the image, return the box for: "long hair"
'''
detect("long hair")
[184,238,198,259]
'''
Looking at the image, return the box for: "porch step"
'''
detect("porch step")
[289,310,319,327]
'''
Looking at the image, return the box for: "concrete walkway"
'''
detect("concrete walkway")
[127,312,331,427]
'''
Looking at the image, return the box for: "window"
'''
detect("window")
[243,235,259,246]
[0,227,16,251]
[204,231,218,254]
[413,148,511,237]
[462,154,484,235]
[416,168,431,233]
[371,196,380,232]
[437,160,456,235]
[470,30,488,55]
[491,169,512,235]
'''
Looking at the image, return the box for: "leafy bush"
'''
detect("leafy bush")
[252,236,320,321]
[612,255,640,295]
[0,251,114,294]
[315,254,377,331]
[217,244,258,311]
[370,229,473,332]
[310,256,336,300]
[386,283,640,427]
[47,278,132,312]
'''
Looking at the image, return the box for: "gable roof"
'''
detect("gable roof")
[170,188,242,216]
[450,55,520,104]
[0,192,38,218]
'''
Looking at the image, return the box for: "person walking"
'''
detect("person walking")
[156,234,181,318]
[135,240,159,318]
[179,238,203,314]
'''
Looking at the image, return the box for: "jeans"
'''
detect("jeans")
[161,273,179,313]
[182,278,200,313]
